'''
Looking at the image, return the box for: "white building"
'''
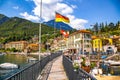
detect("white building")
[67,30,92,54]
[103,45,117,54]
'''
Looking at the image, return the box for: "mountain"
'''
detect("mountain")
[43,20,73,30]
[0,14,60,43]
[0,14,9,25]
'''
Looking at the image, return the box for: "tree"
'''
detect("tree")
[11,48,18,52]
[100,22,105,32]
[108,22,115,30]
[93,23,99,35]
[116,21,120,30]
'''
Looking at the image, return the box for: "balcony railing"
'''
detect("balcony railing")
[63,55,97,80]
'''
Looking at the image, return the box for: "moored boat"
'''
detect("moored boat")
[0,63,18,69]
[0,52,6,56]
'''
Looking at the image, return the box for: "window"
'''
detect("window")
[84,45,90,48]
[75,34,80,39]
[85,34,91,38]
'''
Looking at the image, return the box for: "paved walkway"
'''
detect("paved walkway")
[47,56,68,80]
[37,59,53,80]
[95,75,120,80]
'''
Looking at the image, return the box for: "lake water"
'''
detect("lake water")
[0,53,38,77]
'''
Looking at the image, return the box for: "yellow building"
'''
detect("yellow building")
[92,38,102,52]
[5,41,28,51]
[107,38,113,45]
[103,38,113,45]
[92,36,113,52]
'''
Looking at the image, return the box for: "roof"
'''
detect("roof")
[91,36,98,39]
[112,35,120,39]
[28,44,38,47]
[70,30,91,36]
[7,41,28,44]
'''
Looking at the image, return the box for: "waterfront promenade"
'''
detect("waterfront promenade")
[48,56,68,80]
[37,56,68,80]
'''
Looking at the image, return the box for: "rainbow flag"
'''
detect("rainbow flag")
[55,12,70,23]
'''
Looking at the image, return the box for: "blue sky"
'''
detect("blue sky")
[0,0,120,29]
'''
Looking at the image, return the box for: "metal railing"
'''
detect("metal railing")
[1,52,62,80]
[63,55,97,80]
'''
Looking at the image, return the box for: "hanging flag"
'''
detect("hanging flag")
[66,31,69,38]
[55,12,70,23]
[60,30,69,38]
[60,30,67,35]
[66,31,69,35]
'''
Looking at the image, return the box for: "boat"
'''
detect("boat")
[27,57,37,63]
[0,63,18,69]
[0,52,6,56]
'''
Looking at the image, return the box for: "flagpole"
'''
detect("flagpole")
[54,20,56,39]
[60,25,62,51]
[39,0,42,60]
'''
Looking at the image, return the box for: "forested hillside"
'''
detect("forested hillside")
[91,21,120,36]
[0,14,60,44]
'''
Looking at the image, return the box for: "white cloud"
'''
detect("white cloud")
[56,3,73,15]
[67,15,88,29]
[20,0,88,29]
[70,19,88,29]
[32,0,66,21]
[20,12,40,22]
[13,6,19,9]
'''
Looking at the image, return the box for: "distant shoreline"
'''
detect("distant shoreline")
[6,52,51,56]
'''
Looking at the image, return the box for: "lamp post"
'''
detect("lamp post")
[39,0,42,60]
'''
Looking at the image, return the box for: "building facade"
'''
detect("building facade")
[92,38,102,52]
[50,37,62,51]
[67,30,92,54]
[5,41,28,51]
[92,36,116,53]
[27,43,39,51]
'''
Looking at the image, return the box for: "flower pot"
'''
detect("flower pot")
[81,66,90,73]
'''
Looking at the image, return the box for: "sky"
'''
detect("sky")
[0,0,120,29]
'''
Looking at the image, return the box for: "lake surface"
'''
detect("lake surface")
[0,54,27,65]
[0,53,38,77]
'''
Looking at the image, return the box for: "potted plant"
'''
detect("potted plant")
[90,62,96,69]
[73,62,79,72]
[81,57,91,73]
